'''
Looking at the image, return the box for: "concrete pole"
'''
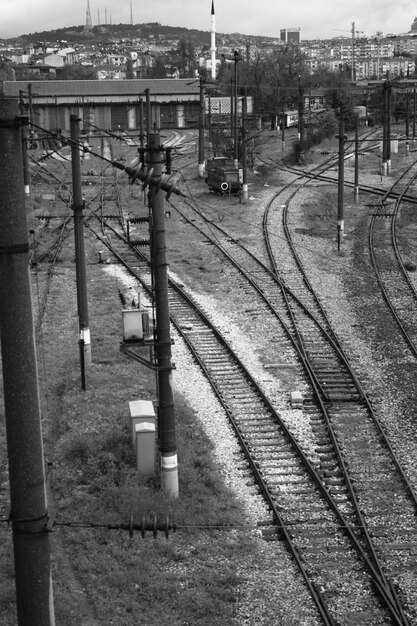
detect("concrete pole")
[149,133,179,498]
[70,115,91,378]
[198,76,205,178]
[0,97,55,626]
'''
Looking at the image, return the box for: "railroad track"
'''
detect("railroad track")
[88,204,416,624]
[166,180,417,622]
[368,157,417,358]
[28,127,417,623]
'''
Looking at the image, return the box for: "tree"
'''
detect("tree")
[175,38,196,77]
[56,64,97,80]
[148,56,166,79]
[0,61,16,92]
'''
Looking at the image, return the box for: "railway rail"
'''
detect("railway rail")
[368,158,417,358]
[22,126,417,624]
[87,193,415,623]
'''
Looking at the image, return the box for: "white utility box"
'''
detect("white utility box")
[290,391,303,408]
[135,422,156,474]
[129,400,156,445]
[122,309,144,342]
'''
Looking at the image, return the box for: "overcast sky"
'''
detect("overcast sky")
[1,0,416,41]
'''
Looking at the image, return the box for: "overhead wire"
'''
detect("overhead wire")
[27,119,417,299]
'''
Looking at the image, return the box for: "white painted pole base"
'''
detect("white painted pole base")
[242,183,248,203]
[81,327,92,366]
[161,452,179,498]
[198,163,205,178]
[24,185,30,195]
[387,159,391,175]
[382,162,388,176]
[354,187,359,203]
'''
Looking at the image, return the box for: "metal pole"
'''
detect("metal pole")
[405,89,410,156]
[149,133,179,498]
[297,76,304,164]
[19,90,30,195]
[198,75,205,178]
[0,97,55,626]
[233,51,239,168]
[337,108,345,250]
[139,97,144,148]
[413,87,416,143]
[382,83,388,176]
[70,114,91,376]
[354,118,359,202]
[208,91,212,146]
[387,81,391,174]
[230,78,234,148]
[145,88,151,142]
[242,92,248,203]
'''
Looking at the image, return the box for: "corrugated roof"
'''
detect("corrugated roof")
[3,78,199,98]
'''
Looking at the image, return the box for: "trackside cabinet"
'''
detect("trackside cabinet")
[128,400,156,474]
[135,422,156,475]
[122,309,145,342]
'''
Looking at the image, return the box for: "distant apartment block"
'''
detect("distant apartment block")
[280,28,301,44]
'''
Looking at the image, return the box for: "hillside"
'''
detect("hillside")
[0,22,277,49]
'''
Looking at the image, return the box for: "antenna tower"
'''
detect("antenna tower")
[85,0,93,31]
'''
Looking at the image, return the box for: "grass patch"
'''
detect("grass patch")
[1,242,258,625]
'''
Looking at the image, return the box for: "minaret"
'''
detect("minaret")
[210,0,216,79]
[85,0,93,32]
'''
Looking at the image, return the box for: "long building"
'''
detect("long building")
[3,79,201,133]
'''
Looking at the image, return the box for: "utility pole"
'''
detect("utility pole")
[149,133,179,498]
[354,117,359,203]
[145,88,151,141]
[18,90,30,195]
[387,80,392,174]
[70,115,91,386]
[233,50,239,168]
[405,89,410,156]
[139,97,144,148]
[351,22,356,82]
[337,107,345,251]
[198,75,205,178]
[0,97,55,626]
[297,76,305,164]
[230,78,234,154]
[241,92,248,203]
[382,82,388,176]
